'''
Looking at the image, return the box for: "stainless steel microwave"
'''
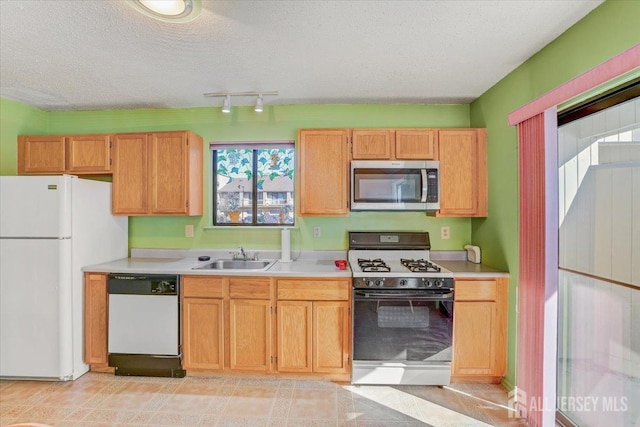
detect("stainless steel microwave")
[350,160,440,211]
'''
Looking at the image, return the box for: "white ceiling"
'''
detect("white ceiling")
[0,0,603,111]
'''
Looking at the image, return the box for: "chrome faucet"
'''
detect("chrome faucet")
[234,246,247,260]
[232,246,259,261]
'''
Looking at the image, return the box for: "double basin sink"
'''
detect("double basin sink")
[193,259,276,271]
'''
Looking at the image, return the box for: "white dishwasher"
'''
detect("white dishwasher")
[107,274,185,377]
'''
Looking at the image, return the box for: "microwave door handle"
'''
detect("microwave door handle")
[420,169,428,202]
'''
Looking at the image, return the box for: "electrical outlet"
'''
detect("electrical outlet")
[185,224,194,238]
[313,226,322,238]
[440,226,450,240]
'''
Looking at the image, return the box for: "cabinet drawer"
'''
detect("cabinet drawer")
[182,276,224,298]
[229,278,271,299]
[455,280,497,301]
[277,280,350,301]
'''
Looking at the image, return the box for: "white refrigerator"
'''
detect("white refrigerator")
[0,175,128,380]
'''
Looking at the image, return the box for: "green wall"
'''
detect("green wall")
[0,102,473,250]
[470,0,640,389]
[0,98,49,174]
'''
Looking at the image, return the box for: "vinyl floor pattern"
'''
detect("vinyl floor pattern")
[1,373,529,427]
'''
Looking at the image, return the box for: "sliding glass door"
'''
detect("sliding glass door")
[556,96,640,426]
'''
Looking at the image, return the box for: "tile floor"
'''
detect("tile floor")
[0,373,529,427]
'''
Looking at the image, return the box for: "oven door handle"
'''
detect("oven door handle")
[354,291,453,300]
[420,169,428,202]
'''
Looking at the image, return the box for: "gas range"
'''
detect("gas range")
[348,232,454,290]
[349,231,455,386]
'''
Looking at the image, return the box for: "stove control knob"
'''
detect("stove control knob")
[375,279,384,287]
[426,280,434,288]
[399,279,407,287]
[366,280,375,287]
[435,280,443,288]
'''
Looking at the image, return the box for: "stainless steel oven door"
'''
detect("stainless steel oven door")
[352,289,453,385]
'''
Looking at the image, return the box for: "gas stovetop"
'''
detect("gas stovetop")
[347,232,454,290]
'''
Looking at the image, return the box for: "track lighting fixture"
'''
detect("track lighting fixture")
[204,91,278,113]
[221,95,231,114]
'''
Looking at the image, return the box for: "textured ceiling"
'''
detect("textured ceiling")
[0,0,603,111]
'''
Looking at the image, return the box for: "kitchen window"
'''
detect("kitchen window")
[211,142,295,226]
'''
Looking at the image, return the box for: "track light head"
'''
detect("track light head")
[222,95,231,113]
[254,95,263,113]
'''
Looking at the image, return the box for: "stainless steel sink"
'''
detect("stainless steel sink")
[193,259,275,271]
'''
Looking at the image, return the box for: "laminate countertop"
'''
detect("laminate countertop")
[82,256,353,278]
[83,256,507,279]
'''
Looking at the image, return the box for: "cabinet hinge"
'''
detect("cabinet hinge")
[186,138,188,146]
[109,141,112,148]
[270,356,277,364]
[186,201,189,209]
[109,158,112,165]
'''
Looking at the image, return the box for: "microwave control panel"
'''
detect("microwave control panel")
[426,169,438,202]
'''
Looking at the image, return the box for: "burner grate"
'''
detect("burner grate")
[400,258,441,273]
[357,258,391,273]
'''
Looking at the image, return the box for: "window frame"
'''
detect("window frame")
[211,141,295,227]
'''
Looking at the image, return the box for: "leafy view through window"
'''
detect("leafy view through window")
[213,145,294,226]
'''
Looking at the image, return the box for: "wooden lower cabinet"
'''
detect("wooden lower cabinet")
[86,274,351,379]
[181,276,273,373]
[452,278,508,383]
[277,301,313,372]
[84,273,108,366]
[229,299,271,371]
[182,298,224,370]
[313,301,350,373]
[276,279,351,375]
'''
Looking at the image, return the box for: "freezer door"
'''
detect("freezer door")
[0,238,73,379]
[0,175,72,238]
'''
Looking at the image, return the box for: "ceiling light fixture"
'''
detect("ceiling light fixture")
[126,0,202,23]
[254,95,264,113]
[204,91,278,114]
[221,95,231,114]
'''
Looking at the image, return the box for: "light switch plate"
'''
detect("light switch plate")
[185,224,194,238]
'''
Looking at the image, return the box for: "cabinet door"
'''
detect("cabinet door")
[352,129,393,159]
[298,129,350,216]
[277,301,313,373]
[229,299,271,372]
[395,129,435,159]
[67,135,111,174]
[84,273,108,365]
[437,129,487,217]
[452,301,497,375]
[112,133,148,215]
[183,298,224,370]
[149,132,190,215]
[313,301,350,374]
[18,136,66,174]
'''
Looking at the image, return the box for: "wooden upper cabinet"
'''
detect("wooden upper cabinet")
[19,134,112,175]
[352,129,393,159]
[112,133,149,215]
[437,129,487,217]
[112,131,203,216]
[298,129,350,216]
[395,129,436,159]
[67,135,112,173]
[18,136,66,174]
[351,129,436,160]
